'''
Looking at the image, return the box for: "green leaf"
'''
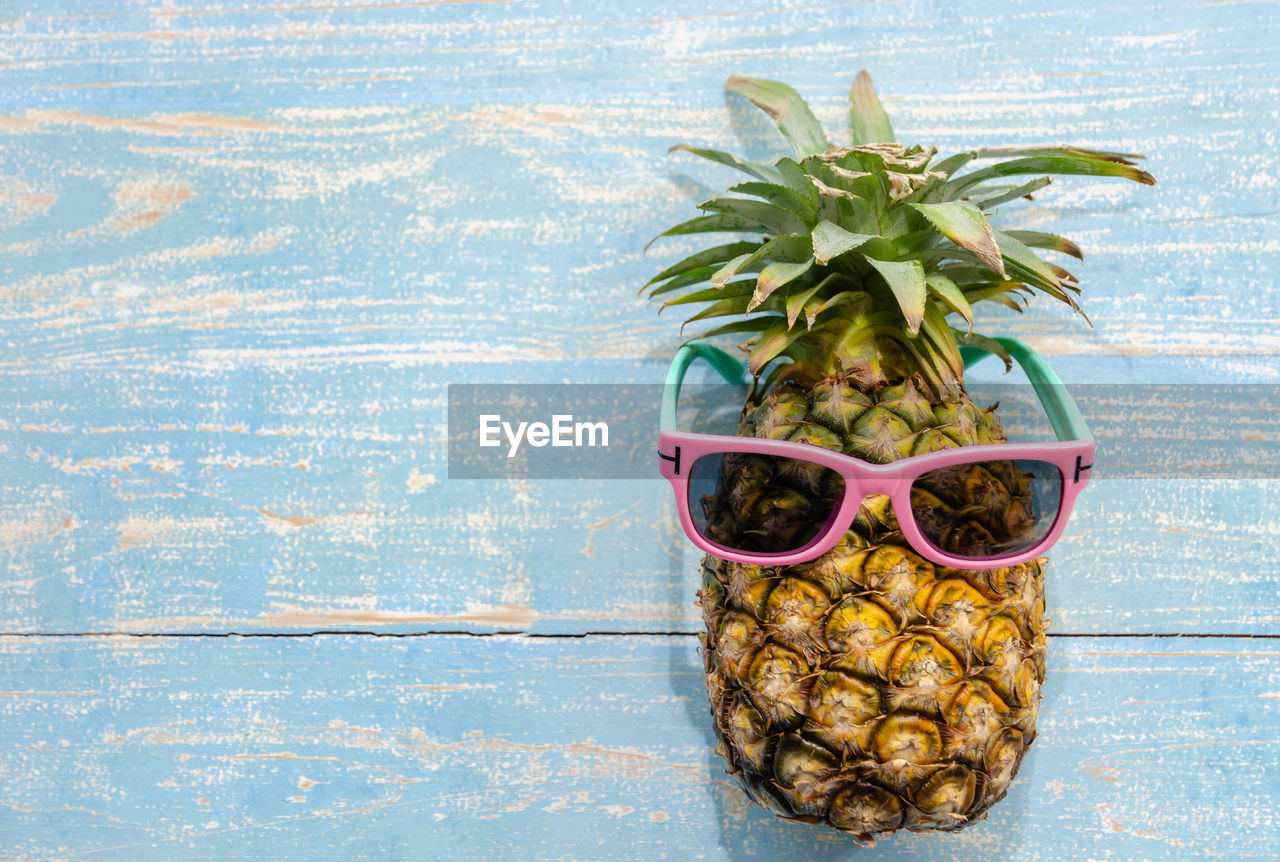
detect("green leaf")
[1047,262,1078,282]
[727,181,818,218]
[725,76,830,159]
[659,281,755,309]
[807,174,857,201]
[646,240,762,287]
[955,330,1014,371]
[785,281,828,329]
[695,317,778,341]
[849,70,895,145]
[972,177,1052,209]
[648,264,738,297]
[645,213,760,250]
[679,294,754,334]
[946,155,1155,197]
[774,158,820,207]
[864,257,926,335]
[931,151,976,178]
[972,145,1145,165]
[748,320,804,373]
[919,302,964,381]
[961,282,1029,305]
[909,201,1007,278]
[1005,229,1084,260]
[709,252,757,288]
[711,234,812,287]
[808,290,872,328]
[925,274,973,328]
[668,144,782,182]
[811,220,877,265]
[993,229,1065,292]
[700,197,810,235]
[749,258,814,312]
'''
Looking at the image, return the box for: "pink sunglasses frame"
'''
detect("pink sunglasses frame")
[659,338,1095,569]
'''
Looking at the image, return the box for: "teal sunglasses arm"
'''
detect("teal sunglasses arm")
[665,337,1091,441]
[660,342,746,432]
[961,336,1093,441]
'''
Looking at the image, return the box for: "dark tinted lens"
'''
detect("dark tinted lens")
[687,452,845,555]
[910,459,1062,559]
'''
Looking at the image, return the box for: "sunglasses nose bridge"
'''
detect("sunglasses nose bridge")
[836,463,898,503]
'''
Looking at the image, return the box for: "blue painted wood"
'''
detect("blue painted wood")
[0,634,1278,860]
[2,0,1277,637]
[1,0,1278,855]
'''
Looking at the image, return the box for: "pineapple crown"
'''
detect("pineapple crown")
[645,72,1154,392]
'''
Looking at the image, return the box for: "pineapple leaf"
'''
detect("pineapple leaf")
[728,181,819,219]
[954,330,1014,371]
[931,151,976,178]
[646,240,762,287]
[694,316,778,341]
[989,293,1026,312]
[1005,229,1084,260]
[645,213,760,251]
[710,252,757,288]
[649,264,751,297]
[864,257,926,335]
[924,274,974,328]
[946,155,1155,197]
[679,290,789,334]
[849,70,895,145]
[993,229,1067,293]
[807,174,856,201]
[973,145,1145,165]
[919,302,965,381]
[748,320,805,373]
[908,201,1007,278]
[811,220,876,265]
[725,76,830,159]
[961,282,1030,306]
[1047,263,1079,285]
[750,258,815,312]
[809,290,872,329]
[700,197,811,235]
[660,281,755,310]
[679,295,755,335]
[972,177,1052,209]
[785,281,828,329]
[774,158,820,206]
[712,234,812,287]
[668,144,782,183]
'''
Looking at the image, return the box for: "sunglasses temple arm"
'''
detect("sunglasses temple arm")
[963,336,1093,441]
[660,342,747,432]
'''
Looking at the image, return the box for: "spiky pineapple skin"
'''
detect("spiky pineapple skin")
[695,376,1048,841]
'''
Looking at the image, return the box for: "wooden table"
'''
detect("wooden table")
[2,1,1278,858]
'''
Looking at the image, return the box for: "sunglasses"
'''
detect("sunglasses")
[659,337,1094,569]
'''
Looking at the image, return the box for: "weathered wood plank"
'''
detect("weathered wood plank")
[1,0,1277,635]
[2,459,1279,635]
[0,2,1276,364]
[2,356,1278,632]
[0,634,1277,860]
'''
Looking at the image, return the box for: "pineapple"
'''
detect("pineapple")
[647,73,1152,841]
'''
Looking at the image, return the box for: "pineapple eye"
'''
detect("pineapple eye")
[687,452,845,555]
[910,459,1063,560]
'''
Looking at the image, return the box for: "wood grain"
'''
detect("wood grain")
[1,0,1277,856]
[2,0,1277,635]
[1,634,1278,861]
